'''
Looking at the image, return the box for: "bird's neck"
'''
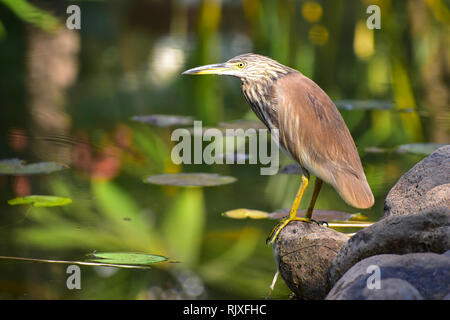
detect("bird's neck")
[241,79,279,130]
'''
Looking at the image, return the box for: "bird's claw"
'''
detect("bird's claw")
[311,219,328,227]
[266,216,322,246]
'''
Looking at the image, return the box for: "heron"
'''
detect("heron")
[183,53,374,245]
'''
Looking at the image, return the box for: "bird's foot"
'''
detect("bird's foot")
[311,219,328,227]
[266,217,314,246]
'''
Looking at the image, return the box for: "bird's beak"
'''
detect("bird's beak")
[182,63,231,75]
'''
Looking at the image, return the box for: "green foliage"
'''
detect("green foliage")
[86,252,168,266]
[0,0,60,33]
[8,195,72,207]
[162,188,205,267]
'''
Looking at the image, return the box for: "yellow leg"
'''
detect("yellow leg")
[266,174,311,245]
[305,178,323,219]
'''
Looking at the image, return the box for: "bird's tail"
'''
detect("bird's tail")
[333,170,375,209]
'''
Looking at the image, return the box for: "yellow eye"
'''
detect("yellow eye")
[237,62,245,69]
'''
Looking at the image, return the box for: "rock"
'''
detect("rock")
[384,145,450,218]
[329,207,450,285]
[326,251,450,300]
[276,146,450,299]
[273,221,349,300]
[361,279,424,300]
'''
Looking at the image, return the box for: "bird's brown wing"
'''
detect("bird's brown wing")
[274,72,374,209]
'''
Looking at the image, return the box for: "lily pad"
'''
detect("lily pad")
[186,120,267,138]
[364,147,388,154]
[218,119,266,131]
[222,153,251,162]
[222,208,270,219]
[269,209,359,222]
[131,114,194,127]
[222,208,370,225]
[327,221,374,228]
[334,100,393,110]
[144,173,237,187]
[86,252,168,266]
[349,213,369,221]
[0,158,67,175]
[365,143,446,156]
[279,164,303,175]
[8,195,72,207]
[394,143,446,155]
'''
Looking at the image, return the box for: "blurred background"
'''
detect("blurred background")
[0,0,448,299]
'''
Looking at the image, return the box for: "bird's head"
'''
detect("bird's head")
[182,53,293,83]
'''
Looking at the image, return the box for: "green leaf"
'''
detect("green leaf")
[0,158,67,175]
[86,252,168,266]
[0,0,60,31]
[8,195,72,207]
[144,173,237,187]
[162,188,205,267]
[222,208,270,219]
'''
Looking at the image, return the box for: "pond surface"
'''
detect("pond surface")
[0,1,447,299]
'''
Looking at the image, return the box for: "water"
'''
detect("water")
[0,1,447,299]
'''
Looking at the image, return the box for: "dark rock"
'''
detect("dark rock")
[326,251,450,300]
[361,279,424,300]
[329,208,450,286]
[384,145,450,218]
[273,221,349,300]
[277,146,450,299]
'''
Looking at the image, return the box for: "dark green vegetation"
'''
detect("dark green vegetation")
[0,0,448,299]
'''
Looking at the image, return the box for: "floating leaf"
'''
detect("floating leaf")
[393,143,445,155]
[131,114,194,127]
[186,120,266,138]
[334,100,393,110]
[8,195,72,207]
[144,173,237,187]
[218,119,266,131]
[187,127,256,138]
[365,143,446,156]
[186,126,220,137]
[269,209,356,222]
[349,213,369,221]
[327,221,374,228]
[279,164,303,175]
[86,252,167,266]
[222,208,270,219]
[222,153,250,162]
[0,158,67,175]
[364,147,389,154]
